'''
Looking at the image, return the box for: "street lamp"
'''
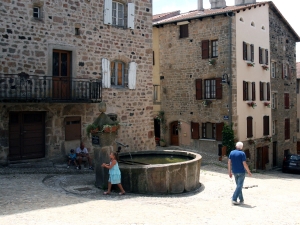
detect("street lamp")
[221,73,230,85]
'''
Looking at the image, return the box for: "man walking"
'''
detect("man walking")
[228,142,252,205]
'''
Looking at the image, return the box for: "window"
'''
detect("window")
[259,82,270,101]
[204,78,222,99]
[271,62,276,78]
[202,122,223,140]
[112,1,124,26]
[196,79,202,100]
[153,85,161,103]
[75,28,80,35]
[259,47,268,65]
[65,117,81,141]
[33,7,40,18]
[104,0,135,29]
[111,61,125,86]
[211,40,218,58]
[243,81,255,101]
[271,92,277,109]
[284,93,289,109]
[247,116,253,138]
[191,122,200,139]
[263,116,269,136]
[272,120,277,135]
[285,118,290,140]
[179,24,189,38]
[243,42,254,62]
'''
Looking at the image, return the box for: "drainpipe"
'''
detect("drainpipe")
[227,12,232,126]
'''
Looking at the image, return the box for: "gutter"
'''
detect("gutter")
[227,12,232,126]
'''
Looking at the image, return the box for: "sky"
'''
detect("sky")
[153,0,300,62]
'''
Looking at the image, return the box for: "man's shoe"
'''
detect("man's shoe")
[239,201,244,204]
[232,200,240,205]
[89,166,94,170]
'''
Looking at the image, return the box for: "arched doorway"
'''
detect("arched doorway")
[170,121,179,146]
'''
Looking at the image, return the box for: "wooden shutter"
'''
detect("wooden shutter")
[267,82,270,101]
[265,49,268,65]
[196,79,202,100]
[104,0,112,25]
[285,118,290,140]
[191,122,200,139]
[127,3,135,29]
[180,24,188,38]
[243,41,247,60]
[128,62,137,89]
[263,116,269,136]
[250,44,254,62]
[263,146,269,169]
[215,78,222,99]
[260,82,263,101]
[284,93,289,109]
[259,47,262,64]
[202,40,209,59]
[216,122,224,141]
[65,116,81,141]
[102,58,111,88]
[252,82,256,101]
[243,81,247,101]
[247,117,253,138]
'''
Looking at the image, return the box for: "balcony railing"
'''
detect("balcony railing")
[0,72,102,103]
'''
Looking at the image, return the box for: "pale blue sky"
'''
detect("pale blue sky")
[153,0,300,62]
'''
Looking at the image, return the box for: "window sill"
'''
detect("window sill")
[199,139,216,142]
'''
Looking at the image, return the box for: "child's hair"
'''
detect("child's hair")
[70,149,74,153]
[111,152,119,162]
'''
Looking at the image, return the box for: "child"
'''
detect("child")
[67,149,79,169]
[101,152,126,195]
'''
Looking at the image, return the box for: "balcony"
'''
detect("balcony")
[0,72,102,103]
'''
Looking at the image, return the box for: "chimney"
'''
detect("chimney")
[235,0,256,6]
[209,0,226,9]
[198,0,204,11]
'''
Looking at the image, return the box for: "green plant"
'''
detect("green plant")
[155,111,167,134]
[86,124,98,138]
[222,123,235,156]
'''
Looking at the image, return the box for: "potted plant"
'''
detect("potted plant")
[264,102,271,108]
[262,64,269,71]
[247,102,257,109]
[208,59,216,66]
[202,100,212,107]
[160,138,166,147]
[246,61,255,67]
[102,124,120,133]
[86,124,98,138]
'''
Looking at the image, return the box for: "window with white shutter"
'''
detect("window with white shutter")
[102,58,111,88]
[112,1,124,26]
[128,62,137,89]
[104,0,112,25]
[127,3,135,29]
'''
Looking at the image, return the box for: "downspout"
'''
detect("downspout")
[227,12,232,126]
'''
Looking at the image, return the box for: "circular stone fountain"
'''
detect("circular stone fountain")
[118,150,202,194]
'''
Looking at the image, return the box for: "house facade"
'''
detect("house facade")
[0,0,155,166]
[153,0,299,170]
[297,62,300,154]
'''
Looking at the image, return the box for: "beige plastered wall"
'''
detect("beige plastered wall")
[153,27,161,114]
[235,5,271,141]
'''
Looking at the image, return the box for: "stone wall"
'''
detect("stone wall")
[157,15,234,155]
[269,7,297,166]
[0,0,155,165]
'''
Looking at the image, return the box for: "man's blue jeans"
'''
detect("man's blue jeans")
[232,173,245,202]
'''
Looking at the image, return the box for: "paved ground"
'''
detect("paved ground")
[0,148,300,225]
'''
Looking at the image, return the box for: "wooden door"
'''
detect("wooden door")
[9,112,45,161]
[170,121,179,146]
[256,146,269,170]
[52,50,71,99]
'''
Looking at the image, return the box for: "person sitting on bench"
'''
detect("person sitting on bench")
[75,142,93,170]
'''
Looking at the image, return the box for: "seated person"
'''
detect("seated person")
[67,149,79,169]
[76,142,93,170]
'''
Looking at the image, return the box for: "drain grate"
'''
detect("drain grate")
[74,187,92,192]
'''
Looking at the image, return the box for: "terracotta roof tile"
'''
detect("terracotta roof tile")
[153,11,180,23]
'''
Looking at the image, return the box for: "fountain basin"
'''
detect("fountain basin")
[119,150,202,194]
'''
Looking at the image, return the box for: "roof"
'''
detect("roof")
[297,62,300,79]
[153,1,300,42]
[153,11,180,23]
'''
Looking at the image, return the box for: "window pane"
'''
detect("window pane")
[53,52,59,76]
[117,63,123,85]
[61,53,68,76]
[33,7,39,18]
[112,2,117,25]
[111,62,116,85]
[206,123,213,139]
[211,80,216,98]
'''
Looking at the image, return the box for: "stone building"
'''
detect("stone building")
[297,62,300,154]
[0,0,155,166]
[153,0,299,170]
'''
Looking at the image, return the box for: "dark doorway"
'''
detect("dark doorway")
[272,141,277,167]
[256,146,269,170]
[154,118,161,146]
[297,142,300,155]
[170,121,179,146]
[52,50,71,100]
[9,112,45,161]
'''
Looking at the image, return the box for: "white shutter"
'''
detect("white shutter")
[102,58,111,88]
[127,3,135,29]
[104,0,112,25]
[128,62,137,90]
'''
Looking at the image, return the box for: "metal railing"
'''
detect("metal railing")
[0,72,102,103]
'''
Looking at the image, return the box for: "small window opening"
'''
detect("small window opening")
[33,7,40,18]
[75,27,80,35]
[240,17,244,22]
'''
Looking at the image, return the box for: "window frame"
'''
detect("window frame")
[33,7,40,18]
[179,24,189,38]
[111,61,125,87]
[112,1,125,27]
[271,92,277,109]
[204,79,216,99]
[271,62,276,78]
[202,122,219,140]
[272,120,276,135]
[211,40,218,58]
